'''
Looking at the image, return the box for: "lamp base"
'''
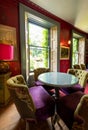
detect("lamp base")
[0,61,10,74]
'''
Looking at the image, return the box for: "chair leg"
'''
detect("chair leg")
[26,120,29,130]
[25,119,37,130]
[51,116,55,130]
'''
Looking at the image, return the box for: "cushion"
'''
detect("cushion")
[35,80,44,86]
[29,86,55,120]
[60,84,84,95]
[84,83,88,94]
[35,80,54,95]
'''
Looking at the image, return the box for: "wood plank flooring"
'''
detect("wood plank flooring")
[0,102,69,130]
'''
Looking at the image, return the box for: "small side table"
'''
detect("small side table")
[0,72,11,106]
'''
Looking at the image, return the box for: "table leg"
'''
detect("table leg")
[55,88,59,99]
[52,88,63,129]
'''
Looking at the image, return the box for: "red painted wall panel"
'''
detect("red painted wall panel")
[0,0,20,76]
[0,0,88,74]
[59,24,71,72]
[60,60,70,73]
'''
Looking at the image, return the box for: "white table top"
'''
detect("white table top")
[38,72,79,88]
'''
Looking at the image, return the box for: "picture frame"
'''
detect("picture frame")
[60,46,70,59]
[0,24,18,60]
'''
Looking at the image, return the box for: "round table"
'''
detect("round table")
[38,72,79,98]
[38,72,79,128]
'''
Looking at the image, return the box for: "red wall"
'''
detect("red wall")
[0,0,20,76]
[0,0,88,75]
[60,24,71,72]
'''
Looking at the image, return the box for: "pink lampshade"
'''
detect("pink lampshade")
[0,43,14,60]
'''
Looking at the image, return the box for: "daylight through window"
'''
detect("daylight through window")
[28,22,50,71]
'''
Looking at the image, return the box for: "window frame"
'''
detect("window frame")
[28,21,50,72]
[19,3,60,80]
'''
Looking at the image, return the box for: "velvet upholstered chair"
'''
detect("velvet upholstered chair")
[34,67,50,83]
[60,69,88,95]
[34,67,54,95]
[73,64,81,69]
[80,64,86,70]
[56,91,88,130]
[6,75,55,130]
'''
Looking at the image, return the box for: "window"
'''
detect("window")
[28,22,50,71]
[72,38,79,65]
[19,3,60,80]
[71,31,85,68]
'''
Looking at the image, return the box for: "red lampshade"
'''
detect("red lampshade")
[0,43,14,60]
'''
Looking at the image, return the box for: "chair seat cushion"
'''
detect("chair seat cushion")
[84,83,88,94]
[29,86,55,120]
[56,91,84,129]
[60,84,84,95]
[35,80,44,86]
[35,80,54,95]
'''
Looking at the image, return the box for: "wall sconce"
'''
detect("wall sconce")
[0,43,14,74]
[68,40,71,45]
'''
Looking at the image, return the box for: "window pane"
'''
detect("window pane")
[28,22,50,72]
[29,23,49,47]
[29,46,49,71]
[72,38,78,65]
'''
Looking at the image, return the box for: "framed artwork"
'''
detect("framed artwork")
[0,24,18,60]
[60,46,70,59]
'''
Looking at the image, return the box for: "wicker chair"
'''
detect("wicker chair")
[6,75,55,130]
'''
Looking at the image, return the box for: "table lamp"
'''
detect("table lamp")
[0,43,14,74]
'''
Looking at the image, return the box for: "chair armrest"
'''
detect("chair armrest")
[72,94,88,130]
[72,115,84,130]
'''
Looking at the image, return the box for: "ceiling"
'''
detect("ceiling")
[30,0,88,34]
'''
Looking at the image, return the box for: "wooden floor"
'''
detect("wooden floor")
[0,102,69,130]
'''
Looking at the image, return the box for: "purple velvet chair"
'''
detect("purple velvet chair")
[56,91,84,129]
[60,68,88,95]
[6,75,55,130]
[34,67,54,95]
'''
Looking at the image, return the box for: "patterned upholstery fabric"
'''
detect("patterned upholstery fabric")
[71,119,84,130]
[6,75,55,123]
[67,69,88,88]
[80,64,86,70]
[34,67,50,81]
[73,64,81,69]
[72,94,88,130]
[7,75,36,119]
[60,69,88,95]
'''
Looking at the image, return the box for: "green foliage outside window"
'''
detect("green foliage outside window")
[28,23,49,71]
[72,38,78,66]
